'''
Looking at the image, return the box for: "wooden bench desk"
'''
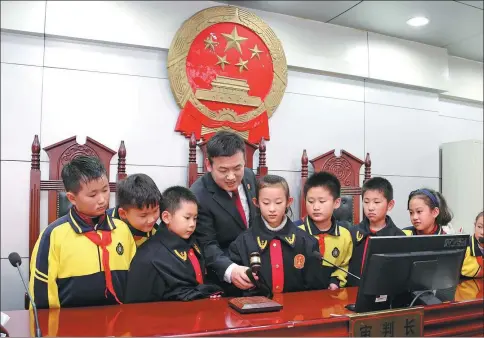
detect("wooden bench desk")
[3,279,483,337]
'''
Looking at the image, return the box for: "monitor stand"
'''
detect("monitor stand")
[410,290,442,306]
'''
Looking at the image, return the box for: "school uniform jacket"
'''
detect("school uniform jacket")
[294,216,353,288]
[455,279,481,301]
[107,207,159,247]
[228,217,327,295]
[124,223,223,303]
[403,225,446,236]
[347,216,405,287]
[461,235,483,278]
[29,208,136,309]
[191,168,258,281]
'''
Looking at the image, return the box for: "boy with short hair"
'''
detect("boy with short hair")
[108,173,162,247]
[29,156,136,309]
[124,186,223,303]
[294,171,353,290]
[347,177,405,287]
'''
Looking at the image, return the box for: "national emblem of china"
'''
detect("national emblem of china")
[167,6,288,143]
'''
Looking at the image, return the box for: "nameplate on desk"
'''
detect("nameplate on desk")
[229,296,283,314]
[348,307,424,337]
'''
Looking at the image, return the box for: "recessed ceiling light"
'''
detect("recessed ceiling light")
[406,16,429,27]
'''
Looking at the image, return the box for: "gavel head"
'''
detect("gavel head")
[249,252,261,273]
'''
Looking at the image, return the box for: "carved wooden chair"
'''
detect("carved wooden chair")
[300,149,371,226]
[27,135,127,308]
[29,135,127,254]
[187,132,268,187]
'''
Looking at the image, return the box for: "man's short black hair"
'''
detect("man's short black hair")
[362,177,393,201]
[161,186,198,214]
[206,131,246,164]
[117,174,161,210]
[304,171,341,200]
[61,156,108,194]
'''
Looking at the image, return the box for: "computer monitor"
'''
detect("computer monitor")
[352,234,468,313]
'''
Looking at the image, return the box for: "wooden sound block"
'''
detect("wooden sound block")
[229,296,283,314]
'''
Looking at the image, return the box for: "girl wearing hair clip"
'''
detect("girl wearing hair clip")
[403,188,453,236]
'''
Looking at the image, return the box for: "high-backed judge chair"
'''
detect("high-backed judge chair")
[27,135,127,308]
[300,149,371,226]
[29,135,128,254]
[187,132,268,187]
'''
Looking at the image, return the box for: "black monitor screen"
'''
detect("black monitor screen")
[354,234,468,313]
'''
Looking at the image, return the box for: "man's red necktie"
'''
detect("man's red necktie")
[232,190,248,227]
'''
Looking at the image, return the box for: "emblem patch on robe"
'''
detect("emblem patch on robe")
[193,244,201,255]
[175,250,187,261]
[116,242,124,255]
[332,247,340,258]
[356,231,364,242]
[285,234,295,245]
[294,254,305,269]
[257,237,268,250]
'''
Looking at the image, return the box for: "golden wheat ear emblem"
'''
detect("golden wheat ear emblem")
[174,250,187,261]
[257,237,267,250]
[356,231,364,242]
[285,234,295,245]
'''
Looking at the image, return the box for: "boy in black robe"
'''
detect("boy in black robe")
[124,186,223,303]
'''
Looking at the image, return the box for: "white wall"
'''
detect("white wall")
[1,0,483,99]
[442,140,483,236]
[443,56,484,103]
[1,1,483,310]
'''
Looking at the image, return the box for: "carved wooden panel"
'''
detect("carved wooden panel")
[44,136,116,180]
[321,156,354,186]
[310,150,365,188]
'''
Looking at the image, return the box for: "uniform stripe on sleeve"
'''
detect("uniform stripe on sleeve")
[33,220,64,307]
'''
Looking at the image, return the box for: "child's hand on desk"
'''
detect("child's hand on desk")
[328,283,339,291]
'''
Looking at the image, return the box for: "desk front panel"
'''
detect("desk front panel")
[4,280,483,337]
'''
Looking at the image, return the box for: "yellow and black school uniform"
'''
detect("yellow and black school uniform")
[108,207,158,247]
[403,224,446,236]
[455,279,481,301]
[228,216,327,295]
[461,235,483,278]
[294,216,353,288]
[124,223,223,303]
[29,207,136,309]
[347,216,405,287]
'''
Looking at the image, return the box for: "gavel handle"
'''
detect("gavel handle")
[245,268,261,288]
[245,268,273,299]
